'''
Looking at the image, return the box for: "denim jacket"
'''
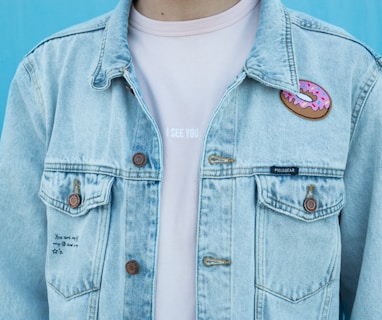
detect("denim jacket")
[1,0,382,319]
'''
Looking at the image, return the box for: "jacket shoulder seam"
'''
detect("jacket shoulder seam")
[288,10,382,68]
[26,13,111,57]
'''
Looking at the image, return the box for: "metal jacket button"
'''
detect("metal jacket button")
[68,193,81,209]
[126,260,139,275]
[304,197,317,213]
[132,153,147,168]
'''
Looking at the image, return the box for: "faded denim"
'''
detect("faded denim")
[1,0,382,319]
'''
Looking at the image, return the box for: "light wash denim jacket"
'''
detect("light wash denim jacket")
[1,0,382,319]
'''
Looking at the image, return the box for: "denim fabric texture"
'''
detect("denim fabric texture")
[1,0,382,319]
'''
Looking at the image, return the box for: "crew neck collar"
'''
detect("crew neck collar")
[129,0,259,37]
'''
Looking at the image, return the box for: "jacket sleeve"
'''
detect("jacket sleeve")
[0,60,49,318]
[341,66,382,319]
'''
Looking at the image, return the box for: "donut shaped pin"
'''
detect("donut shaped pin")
[280,80,332,120]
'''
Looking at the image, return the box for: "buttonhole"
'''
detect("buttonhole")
[125,83,135,96]
[203,257,232,267]
[208,155,235,165]
[73,179,81,195]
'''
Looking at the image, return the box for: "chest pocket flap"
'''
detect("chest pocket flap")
[39,171,114,217]
[256,174,345,222]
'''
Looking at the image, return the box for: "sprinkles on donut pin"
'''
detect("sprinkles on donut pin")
[280,80,332,120]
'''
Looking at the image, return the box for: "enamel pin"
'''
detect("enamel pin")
[280,80,332,121]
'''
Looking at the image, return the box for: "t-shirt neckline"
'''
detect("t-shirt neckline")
[129,0,260,37]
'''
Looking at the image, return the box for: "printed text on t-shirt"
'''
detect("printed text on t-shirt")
[166,127,200,139]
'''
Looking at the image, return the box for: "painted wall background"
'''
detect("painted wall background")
[1,0,381,133]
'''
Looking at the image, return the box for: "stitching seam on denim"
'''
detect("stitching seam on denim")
[283,8,299,88]
[349,68,380,143]
[256,203,265,319]
[47,281,99,300]
[40,176,114,215]
[23,58,48,148]
[262,196,344,222]
[28,16,109,57]
[88,200,111,319]
[202,166,345,178]
[123,179,130,319]
[291,19,382,68]
[256,280,334,304]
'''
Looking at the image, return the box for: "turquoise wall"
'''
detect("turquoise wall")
[1,0,381,133]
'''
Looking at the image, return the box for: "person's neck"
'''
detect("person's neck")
[134,0,241,21]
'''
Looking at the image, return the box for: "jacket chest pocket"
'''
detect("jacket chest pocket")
[39,170,114,300]
[255,174,344,303]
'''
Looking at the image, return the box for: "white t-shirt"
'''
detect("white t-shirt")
[128,0,260,318]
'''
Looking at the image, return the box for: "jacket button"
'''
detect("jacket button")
[126,260,139,275]
[68,193,81,209]
[132,153,147,168]
[304,197,317,213]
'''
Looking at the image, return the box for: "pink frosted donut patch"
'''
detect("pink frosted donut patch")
[280,80,332,120]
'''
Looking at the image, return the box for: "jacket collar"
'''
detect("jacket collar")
[91,0,133,90]
[245,0,299,93]
[91,0,300,94]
